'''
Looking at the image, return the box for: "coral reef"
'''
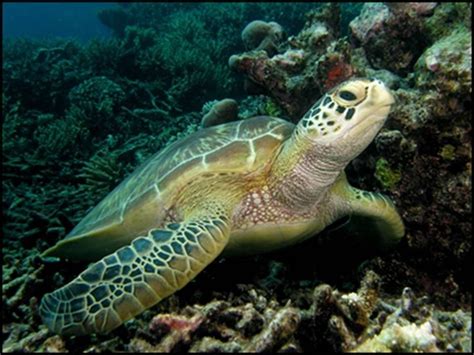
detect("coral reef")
[2,2,471,353]
[20,267,468,352]
[423,3,471,43]
[384,2,438,16]
[33,114,87,159]
[231,3,471,312]
[97,7,134,37]
[229,4,355,121]
[98,3,316,40]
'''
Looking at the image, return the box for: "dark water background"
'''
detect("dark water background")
[3,3,113,42]
[3,2,360,42]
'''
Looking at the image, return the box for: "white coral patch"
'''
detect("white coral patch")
[379,321,437,351]
[341,292,362,305]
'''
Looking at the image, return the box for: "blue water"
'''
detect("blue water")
[2,3,113,42]
[2,3,362,42]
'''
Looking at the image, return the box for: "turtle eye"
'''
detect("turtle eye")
[339,90,357,101]
[333,82,366,107]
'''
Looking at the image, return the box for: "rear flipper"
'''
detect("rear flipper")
[40,216,230,336]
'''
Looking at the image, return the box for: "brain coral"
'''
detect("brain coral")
[241,20,285,55]
[201,98,239,128]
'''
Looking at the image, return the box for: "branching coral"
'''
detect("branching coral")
[128,290,303,352]
[1,94,28,154]
[352,286,472,352]
[68,76,125,126]
[245,305,301,352]
[33,114,87,159]
[77,150,125,197]
[3,38,86,113]
[153,13,235,109]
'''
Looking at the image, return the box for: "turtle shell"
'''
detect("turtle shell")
[44,116,294,261]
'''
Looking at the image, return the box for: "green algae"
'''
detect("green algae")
[263,99,284,117]
[439,144,456,161]
[374,158,401,190]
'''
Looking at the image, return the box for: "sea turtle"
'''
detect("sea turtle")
[40,78,404,336]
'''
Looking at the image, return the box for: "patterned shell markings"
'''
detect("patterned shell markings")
[68,117,294,239]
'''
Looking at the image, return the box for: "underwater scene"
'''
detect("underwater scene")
[2,2,472,352]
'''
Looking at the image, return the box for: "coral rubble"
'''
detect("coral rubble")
[91,271,471,352]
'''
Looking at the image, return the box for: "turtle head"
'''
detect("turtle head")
[298,78,395,162]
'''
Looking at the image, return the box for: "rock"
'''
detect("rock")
[350,3,391,45]
[349,3,430,75]
[41,335,67,353]
[385,2,438,16]
[415,28,471,97]
[201,98,239,128]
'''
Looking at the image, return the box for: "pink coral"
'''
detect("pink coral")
[425,53,440,72]
[150,313,203,334]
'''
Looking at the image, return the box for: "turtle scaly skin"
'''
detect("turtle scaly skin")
[40,78,404,335]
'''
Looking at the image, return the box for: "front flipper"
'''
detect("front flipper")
[344,187,405,250]
[40,216,230,336]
